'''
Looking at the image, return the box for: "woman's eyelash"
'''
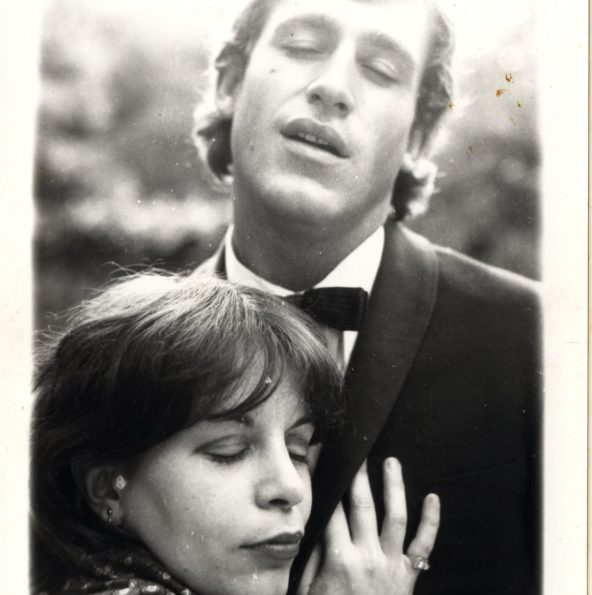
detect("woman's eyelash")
[207,450,248,465]
[205,443,312,465]
[289,450,310,464]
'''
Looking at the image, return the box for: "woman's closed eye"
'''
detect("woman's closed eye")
[288,448,309,465]
[197,436,250,465]
[286,434,313,466]
[207,449,249,465]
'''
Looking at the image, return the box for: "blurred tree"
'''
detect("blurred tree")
[410,20,540,279]
[35,0,230,326]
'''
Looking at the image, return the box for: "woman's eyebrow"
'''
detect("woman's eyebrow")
[210,414,313,429]
[204,414,254,427]
[288,414,315,431]
[205,412,313,429]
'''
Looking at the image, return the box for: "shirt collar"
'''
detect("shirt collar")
[224,225,384,296]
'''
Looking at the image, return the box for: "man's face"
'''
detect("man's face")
[223,0,432,236]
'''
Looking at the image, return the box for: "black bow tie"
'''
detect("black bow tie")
[284,287,368,331]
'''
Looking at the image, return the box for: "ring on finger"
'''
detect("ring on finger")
[411,555,430,571]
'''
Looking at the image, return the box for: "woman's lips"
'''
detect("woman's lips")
[241,531,303,562]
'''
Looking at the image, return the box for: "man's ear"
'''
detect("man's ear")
[84,466,125,527]
[215,46,246,118]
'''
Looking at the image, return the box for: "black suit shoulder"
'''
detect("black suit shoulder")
[426,246,541,359]
[433,245,540,310]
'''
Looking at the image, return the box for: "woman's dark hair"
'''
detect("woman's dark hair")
[31,273,343,591]
[193,0,455,220]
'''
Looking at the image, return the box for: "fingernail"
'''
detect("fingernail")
[387,457,400,470]
[427,493,440,505]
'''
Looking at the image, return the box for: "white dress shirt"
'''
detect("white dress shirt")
[224,225,385,368]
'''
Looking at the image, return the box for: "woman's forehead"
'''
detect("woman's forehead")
[211,368,307,417]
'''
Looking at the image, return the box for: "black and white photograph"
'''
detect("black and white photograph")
[0,0,587,593]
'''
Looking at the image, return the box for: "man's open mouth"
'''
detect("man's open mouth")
[286,131,342,157]
[282,118,349,158]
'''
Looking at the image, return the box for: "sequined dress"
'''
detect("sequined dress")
[36,547,196,595]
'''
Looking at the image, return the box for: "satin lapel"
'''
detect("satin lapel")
[302,222,439,551]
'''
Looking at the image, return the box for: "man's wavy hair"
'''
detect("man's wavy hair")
[194,0,455,220]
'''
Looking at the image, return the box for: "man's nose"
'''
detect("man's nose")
[305,47,356,117]
[255,446,307,511]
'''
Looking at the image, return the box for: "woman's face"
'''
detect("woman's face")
[119,374,315,595]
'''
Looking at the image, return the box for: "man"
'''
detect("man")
[194,0,541,593]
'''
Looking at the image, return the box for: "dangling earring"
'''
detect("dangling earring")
[106,507,113,524]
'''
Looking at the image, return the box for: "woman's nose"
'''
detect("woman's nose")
[305,47,356,117]
[255,447,307,511]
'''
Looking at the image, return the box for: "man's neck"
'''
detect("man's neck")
[231,207,387,292]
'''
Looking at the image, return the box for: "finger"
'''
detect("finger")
[406,493,440,561]
[348,459,379,546]
[323,501,351,558]
[297,543,322,595]
[379,457,408,556]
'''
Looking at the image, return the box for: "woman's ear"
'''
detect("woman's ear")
[215,46,246,118]
[84,466,126,527]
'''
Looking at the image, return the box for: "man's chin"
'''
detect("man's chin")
[234,168,363,236]
[264,178,353,226]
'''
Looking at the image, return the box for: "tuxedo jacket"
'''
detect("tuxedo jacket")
[196,220,542,595]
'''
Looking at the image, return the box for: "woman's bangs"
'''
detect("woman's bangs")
[200,338,289,422]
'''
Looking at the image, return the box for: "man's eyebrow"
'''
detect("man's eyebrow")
[272,14,338,37]
[360,31,417,75]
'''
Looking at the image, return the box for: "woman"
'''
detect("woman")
[32,273,439,595]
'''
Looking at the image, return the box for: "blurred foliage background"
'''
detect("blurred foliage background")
[35,0,539,328]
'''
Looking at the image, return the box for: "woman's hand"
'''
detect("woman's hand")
[298,458,439,595]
